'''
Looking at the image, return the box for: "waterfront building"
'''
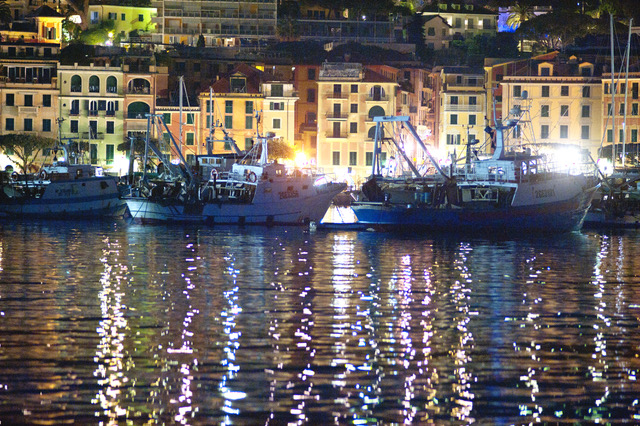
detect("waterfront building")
[500,56,603,159]
[601,72,640,165]
[292,64,320,161]
[155,103,201,165]
[6,0,66,21]
[434,66,486,160]
[58,63,125,172]
[420,1,497,41]
[262,76,298,150]
[87,4,158,43]
[395,66,436,146]
[422,15,452,50]
[198,64,265,155]
[316,62,397,186]
[150,0,277,47]
[0,5,64,45]
[0,57,59,142]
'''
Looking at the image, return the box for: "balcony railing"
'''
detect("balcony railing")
[89,110,98,116]
[445,104,482,112]
[69,109,80,116]
[326,132,348,139]
[326,112,348,120]
[81,132,104,140]
[365,95,389,102]
[325,92,348,99]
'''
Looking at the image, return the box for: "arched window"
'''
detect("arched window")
[70,75,81,92]
[368,106,385,119]
[89,75,100,93]
[367,126,385,140]
[106,76,117,93]
[369,85,386,101]
[127,101,150,119]
[128,78,151,94]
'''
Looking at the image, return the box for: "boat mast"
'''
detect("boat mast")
[610,14,616,166]
[622,18,633,168]
[208,87,213,155]
[179,75,184,153]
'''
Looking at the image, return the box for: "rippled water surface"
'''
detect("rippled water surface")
[1,221,640,425]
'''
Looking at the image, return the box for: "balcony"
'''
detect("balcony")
[445,104,483,112]
[326,132,348,139]
[106,110,116,117]
[81,132,104,140]
[69,109,80,116]
[365,95,389,102]
[89,110,98,117]
[325,92,348,99]
[326,112,348,120]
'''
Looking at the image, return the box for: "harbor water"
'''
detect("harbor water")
[1,220,640,424]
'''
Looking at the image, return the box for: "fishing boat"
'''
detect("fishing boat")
[0,145,126,219]
[351,110,600,233]
[124,115,346,225]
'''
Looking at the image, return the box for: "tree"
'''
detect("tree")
[517,9,599,52]
[267,139,294,161]
[507,2,535,51]
[276,16,300,41]
[0,134,56,174]
[0,0,12,24]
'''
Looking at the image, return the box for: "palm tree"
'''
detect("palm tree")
[507,2,535,52]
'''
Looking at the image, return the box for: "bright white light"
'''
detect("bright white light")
[69,15,82,24]
[294,151,307,168]
[597,158,613,176]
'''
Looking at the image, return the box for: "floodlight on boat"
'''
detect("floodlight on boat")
[95,167,104,177]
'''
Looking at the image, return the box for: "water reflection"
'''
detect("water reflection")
[1,223,640,424]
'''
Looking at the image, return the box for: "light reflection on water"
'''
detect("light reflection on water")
[0,222,640,424]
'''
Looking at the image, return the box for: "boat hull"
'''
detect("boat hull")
[0,176,126,219]
[352,179,598,233]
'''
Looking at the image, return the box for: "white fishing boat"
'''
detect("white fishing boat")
[124,116,346,225]
[351,107,600,233]
[0,146,126,219]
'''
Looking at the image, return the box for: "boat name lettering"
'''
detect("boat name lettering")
[535,188,555,199]
[55,185,79,197]
[279,189,299,199]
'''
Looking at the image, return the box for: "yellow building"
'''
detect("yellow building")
[261,79,298,148]
[58,63,125,172]
[88,4,157,41]
[435,66,486,161]
[421,1,497,40]
[316,62,397,186]
[199,64,264,154]
[0,5,64,45]
[500,57,602,159]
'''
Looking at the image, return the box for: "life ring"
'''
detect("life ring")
[247,171,257,183]
[210,168,218,180]
[39,169,48,180]
[11,171,18,181]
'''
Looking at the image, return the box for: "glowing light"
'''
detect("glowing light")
[597,158,613,176]
[294,151,308,168]
[69,15,82,24]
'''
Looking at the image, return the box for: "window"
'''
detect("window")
[5,118,13,131]
[605,83,610,94]
[332,151,340,165]
[89,75,99,93]
[351,84,358,93]
[427,27,435,36]
[106,121,114,134]
[450,96,458,105]
[349,152,357,166]
[350,122,357,133]
[582,105,590,118]
[186,133,194,146]
[541,105,549,118]
[560,125,568,139]
[90,144,97,164]
[225,116,232,129]
[245,138,253,150]
[187,113,194,125]
[225,100,232,114]
[469,115,476,125]
[620,129,624,143]
[163,113,171,124]
[245,115,253,129]
[541,86,549,97]
[608,103,613,115]
[469,96,476,105]
[333,84,341,94]
[350,103,358,113]
[582,86,591,98]
[307,89,315,103]
[43,94,51,107]
[24,118,32,132]
[620,103,625,115]
[451,114,458,125]
[121,13,125,20]
[561,105,569,116]
[632,129,638,143]
[273,118,281,129]
[138,14,144,22]
[271,84,283,97]
[540,67,550,76]
[42,119,51,132]
[366,152,373,166]
[561,86,569,96]
[270,102,284,110]
[513,85,521,97]
[541,125,549,139]
[70,120,78,133]
[607,129,612,142]
[446,134,461,145]
[24,94,33,106]
[6,93,13,106]
[582,125,590,140]
[307,68,315,80]
[633,104,639,116]
[106,145,114,165]
[106,76,117,93]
